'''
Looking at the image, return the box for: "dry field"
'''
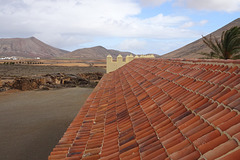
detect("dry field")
[0,59,106,67]
[0,59,106,160]
[0,59,106,77]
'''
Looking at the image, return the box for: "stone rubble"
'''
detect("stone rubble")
[0,72,103,91]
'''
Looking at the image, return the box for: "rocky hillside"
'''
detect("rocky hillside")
[65,46,134,59]
[161,18,240,59]
[0,37,69,59]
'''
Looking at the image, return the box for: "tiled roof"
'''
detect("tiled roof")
[49,58,240,160]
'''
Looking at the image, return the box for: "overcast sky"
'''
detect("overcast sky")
[0,0,239,55]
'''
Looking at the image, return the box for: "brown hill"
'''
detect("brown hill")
[65,46,134,60]
[0,37,69,59]
[161,18,240,58]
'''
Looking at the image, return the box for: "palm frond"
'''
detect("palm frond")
[202,26,240,59]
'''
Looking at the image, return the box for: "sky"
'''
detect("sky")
[0,0,240,55]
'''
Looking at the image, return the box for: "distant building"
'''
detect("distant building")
[0,56,18,60]
[106,54,155,73]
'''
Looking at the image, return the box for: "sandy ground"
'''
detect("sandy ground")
[0,87,93,160]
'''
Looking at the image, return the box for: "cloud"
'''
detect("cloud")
[117,38,196,55]
[199,20,208,25]
[176,0,240,12]
[112,14,197,39]
[140,0,169,7]
[0,0,199,50]
[33,32,93,49]
[0,0,140,45]
[118,39,146,52]
[180,20,208,28]
[181,22,194,28]
[0,0,140,34]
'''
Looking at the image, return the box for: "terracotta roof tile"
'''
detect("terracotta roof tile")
[212,111,237,126]
[188,125,214,142]
[225,123,240,136]
[163,133,186,149]
[178,150,201,160]
[167,139,191,154]
[170,144,196,160]
[218,148,240,160]
[229,99,240,111]
[233,132,240,142]
[218,114,240,131]
[198,134,229,154]
[193,129,221,147]
[203,140,238,159]
[49,58,240,159]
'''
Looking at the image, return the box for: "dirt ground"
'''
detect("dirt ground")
[0,59,106,67]
[0,65,106,77]
[0,87,93,160]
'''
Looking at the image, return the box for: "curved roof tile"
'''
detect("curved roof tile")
[49,58,240,160]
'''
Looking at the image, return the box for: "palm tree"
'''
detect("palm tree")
[201,26,240,59]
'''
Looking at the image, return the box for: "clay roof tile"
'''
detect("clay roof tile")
[49,58,240,160]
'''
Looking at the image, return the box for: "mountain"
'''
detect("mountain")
[161,18,240,59]
[0,37,69,59]
[65,46,134,59]
[0,37,134,60]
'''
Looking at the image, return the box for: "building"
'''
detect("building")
[0,56,18,60]
[49,58,240,160]
[107,54,155,73]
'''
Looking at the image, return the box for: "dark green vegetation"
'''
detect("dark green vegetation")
[201,26,240,59]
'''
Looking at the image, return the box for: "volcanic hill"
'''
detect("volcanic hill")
[161,18,240,59]
[64,46,134,60]
[0,37,135,59]
[0,37,69,59]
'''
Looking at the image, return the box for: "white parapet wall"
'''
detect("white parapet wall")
[107,54,155,73]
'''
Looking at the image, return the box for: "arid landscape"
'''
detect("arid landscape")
[1,0,240,159]
[0,36,118,159]
[0,15,239,160]
[0,59,106,90]
[0,59,106,76]
[0,59,106,160]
